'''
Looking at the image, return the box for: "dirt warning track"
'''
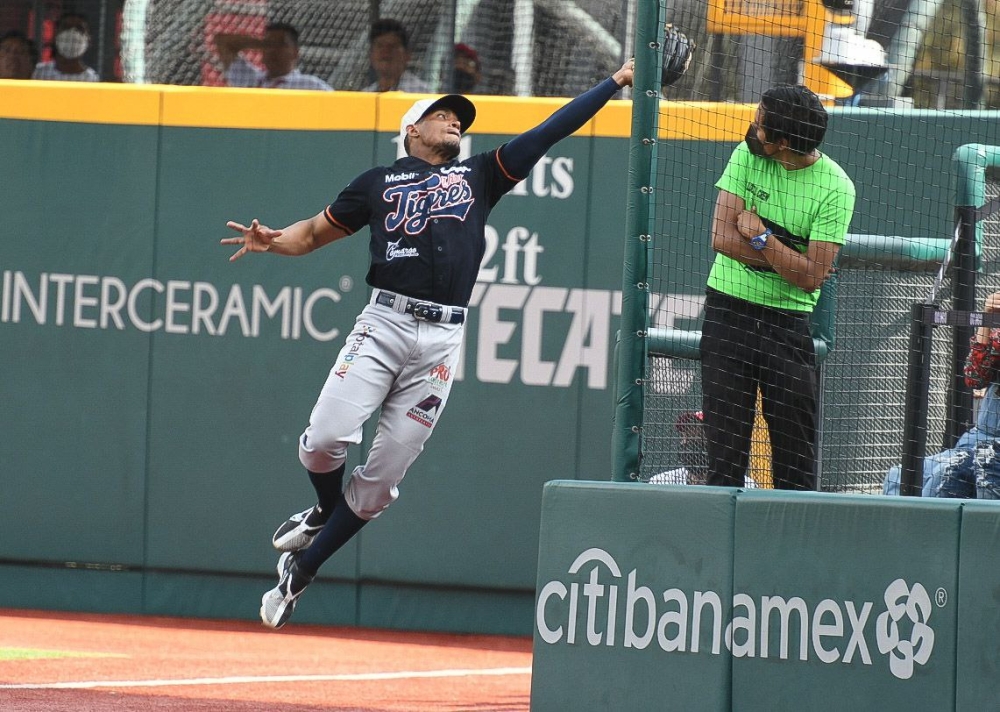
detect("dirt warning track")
[0,609,532,711]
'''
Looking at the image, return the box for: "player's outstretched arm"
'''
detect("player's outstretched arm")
[222,212,347,262]
[611,57,635,89]
[497,59,635,179]
[497,28,693,180]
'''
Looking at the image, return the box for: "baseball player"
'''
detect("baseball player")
[223,35,691,629]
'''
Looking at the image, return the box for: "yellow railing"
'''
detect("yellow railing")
[707,0,854,99]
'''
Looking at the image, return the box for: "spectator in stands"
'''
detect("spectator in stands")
[215,22,332,90]
[649,410,758,487]
[649,411,710,485]
[32,12,99,82]
[0,30,37,80]
[451,43,481,93]
[884,291,1000,498]
[363,18,428,92]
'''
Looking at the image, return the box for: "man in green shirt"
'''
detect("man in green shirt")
[701,84,856,490]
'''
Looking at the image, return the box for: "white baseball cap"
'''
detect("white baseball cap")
[398,94,477,148]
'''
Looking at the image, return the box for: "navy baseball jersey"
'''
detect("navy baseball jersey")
[324,149,520,308]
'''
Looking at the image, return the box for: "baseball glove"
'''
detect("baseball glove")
[661,24,695,87]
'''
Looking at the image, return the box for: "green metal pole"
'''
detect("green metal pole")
[953,143,996,210]
[611,0,661,482]
[948,144,1000,444]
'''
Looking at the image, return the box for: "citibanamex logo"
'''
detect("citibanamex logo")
[875,578,935,680]
[536,548,941,679]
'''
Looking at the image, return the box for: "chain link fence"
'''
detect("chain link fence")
[3,0,995,105]
[640,174,1000,493]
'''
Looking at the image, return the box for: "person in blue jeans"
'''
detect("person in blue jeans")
[884,291,1000,499]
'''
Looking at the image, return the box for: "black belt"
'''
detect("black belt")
[373,290,465,324]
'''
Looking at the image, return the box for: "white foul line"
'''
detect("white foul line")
[0,666,532,690]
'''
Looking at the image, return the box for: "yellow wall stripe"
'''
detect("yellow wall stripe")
[159,86,376,130]
[0,80,162,125]
[0,80,754,141]
[659,102,756,141]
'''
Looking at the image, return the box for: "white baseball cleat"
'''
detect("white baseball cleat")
[271,505,327,552]
[260,551,313,629]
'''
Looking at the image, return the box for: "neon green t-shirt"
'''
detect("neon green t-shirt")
[707,141,856,311]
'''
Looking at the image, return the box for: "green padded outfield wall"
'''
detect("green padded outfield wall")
[0,82,997,636]
[0,83,635,633]
[531,482,996,711]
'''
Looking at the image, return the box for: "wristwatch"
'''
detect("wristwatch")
[749,228,771,251]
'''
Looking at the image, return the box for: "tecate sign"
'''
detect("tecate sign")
[536,548,941,680]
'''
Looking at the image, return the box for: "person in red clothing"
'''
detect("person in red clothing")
[884,291,1000,498]
[451,43,481,93]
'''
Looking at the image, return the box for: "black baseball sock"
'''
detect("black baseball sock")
[308,464,345,516]
[297,497,368,575]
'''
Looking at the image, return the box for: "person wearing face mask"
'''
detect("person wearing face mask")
[451,43,481,94]
[32,12,99,82]
[699,84,855,492]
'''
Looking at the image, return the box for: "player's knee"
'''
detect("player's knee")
[343,470,399,520]
[297,431,348,473]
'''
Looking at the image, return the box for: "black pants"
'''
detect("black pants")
[699,289,819,491]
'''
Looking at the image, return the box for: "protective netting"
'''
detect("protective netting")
[661,0,999,108]
[121,0,632,96]
[629,0,999,492]
[8,0,997,103]
[641,165,1000,492]
[824,179,1000,492]
[819,269,955,493]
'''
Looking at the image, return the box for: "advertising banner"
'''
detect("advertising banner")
[533,483,967,711]
[532,482,735,710]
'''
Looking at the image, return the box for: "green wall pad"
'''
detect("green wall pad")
[532,483,986,711]
[531,482,736,711]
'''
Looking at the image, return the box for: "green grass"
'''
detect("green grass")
[0,648,126,661]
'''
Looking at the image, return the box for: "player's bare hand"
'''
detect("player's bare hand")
[612,58,634,88]
[737,206,765,239]
[984,291,1000,313]
[221,219,282,262]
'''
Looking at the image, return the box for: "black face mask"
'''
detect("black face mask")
[745,123,769,158]
[452,68,477,93]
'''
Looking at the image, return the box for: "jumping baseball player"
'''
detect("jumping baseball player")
[222,33,692,630]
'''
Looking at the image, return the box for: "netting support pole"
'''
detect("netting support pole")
[946,205,978,447]
[611,0,660,482]
[960,0,985,109]
[947,144,996,447]
[901,303,933,496]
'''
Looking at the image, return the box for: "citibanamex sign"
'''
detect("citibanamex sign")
[536,547,939,680]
